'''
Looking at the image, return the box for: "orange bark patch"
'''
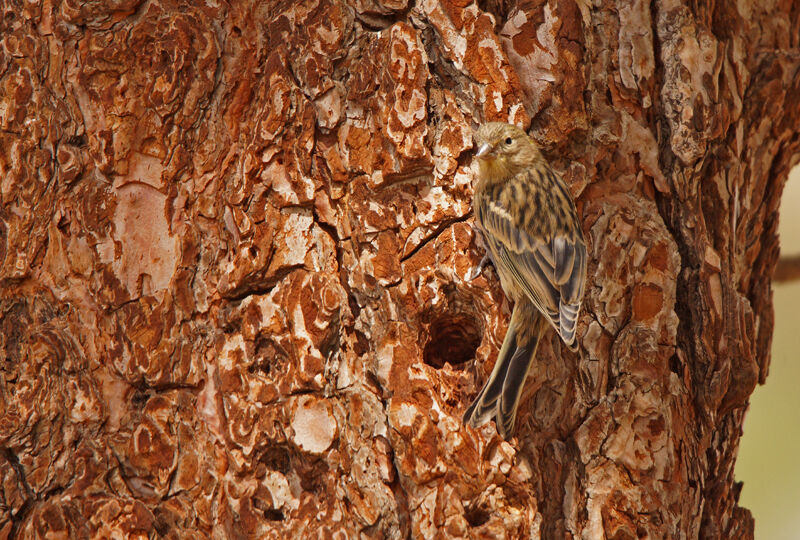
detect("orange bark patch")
[632,283,663,321]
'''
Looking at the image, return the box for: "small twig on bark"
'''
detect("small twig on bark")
[775,255,800,282]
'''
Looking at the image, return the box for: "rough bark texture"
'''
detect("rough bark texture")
[1,0,799,538]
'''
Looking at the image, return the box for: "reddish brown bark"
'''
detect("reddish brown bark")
[1,0,799,538]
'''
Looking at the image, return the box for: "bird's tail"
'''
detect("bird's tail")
[463,304,547,438]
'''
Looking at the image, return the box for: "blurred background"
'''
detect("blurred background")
[736,166,800,538]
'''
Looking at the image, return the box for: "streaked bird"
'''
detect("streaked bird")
[463,122,587,438]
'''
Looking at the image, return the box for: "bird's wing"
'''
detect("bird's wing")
[478,194,586,346]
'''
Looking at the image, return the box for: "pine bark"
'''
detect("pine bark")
[1,0,799,538]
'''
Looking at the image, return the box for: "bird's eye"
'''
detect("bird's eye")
[505,137,513,145]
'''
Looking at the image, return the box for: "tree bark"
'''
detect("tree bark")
[1,0,799,538]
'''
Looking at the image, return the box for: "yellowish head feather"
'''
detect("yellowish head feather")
[473,122,543,182]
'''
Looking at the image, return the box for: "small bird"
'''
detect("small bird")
[463,122,587,438]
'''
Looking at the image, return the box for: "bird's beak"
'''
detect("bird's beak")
[475,143,491,159]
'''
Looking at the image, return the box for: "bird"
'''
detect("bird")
[463,122,587,439]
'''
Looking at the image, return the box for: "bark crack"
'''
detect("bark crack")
[1,447,35,538]
[400,211,472,263]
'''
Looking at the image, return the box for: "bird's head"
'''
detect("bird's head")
[473,122,542,181]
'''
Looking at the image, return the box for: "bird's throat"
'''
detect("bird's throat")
[478,158,516,185]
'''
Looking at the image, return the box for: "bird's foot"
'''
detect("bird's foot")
[467,253,491,281]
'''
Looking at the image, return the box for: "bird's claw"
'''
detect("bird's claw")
[467,253,491,281]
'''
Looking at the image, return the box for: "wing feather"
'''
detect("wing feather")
[477,192,586,346]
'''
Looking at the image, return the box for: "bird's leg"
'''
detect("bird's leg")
[468,253,491,281]
[467,227,493,281]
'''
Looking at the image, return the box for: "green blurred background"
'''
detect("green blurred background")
[736,166,800,538]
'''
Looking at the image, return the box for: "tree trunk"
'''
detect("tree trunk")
[1,0,798,538]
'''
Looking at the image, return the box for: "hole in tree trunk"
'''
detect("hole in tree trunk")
[423,311,481,369]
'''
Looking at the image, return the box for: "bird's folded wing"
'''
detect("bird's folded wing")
[479,197,586,345]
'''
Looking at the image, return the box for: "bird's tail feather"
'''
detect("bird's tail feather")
[463,307,546,438]
[462,321,519,428]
